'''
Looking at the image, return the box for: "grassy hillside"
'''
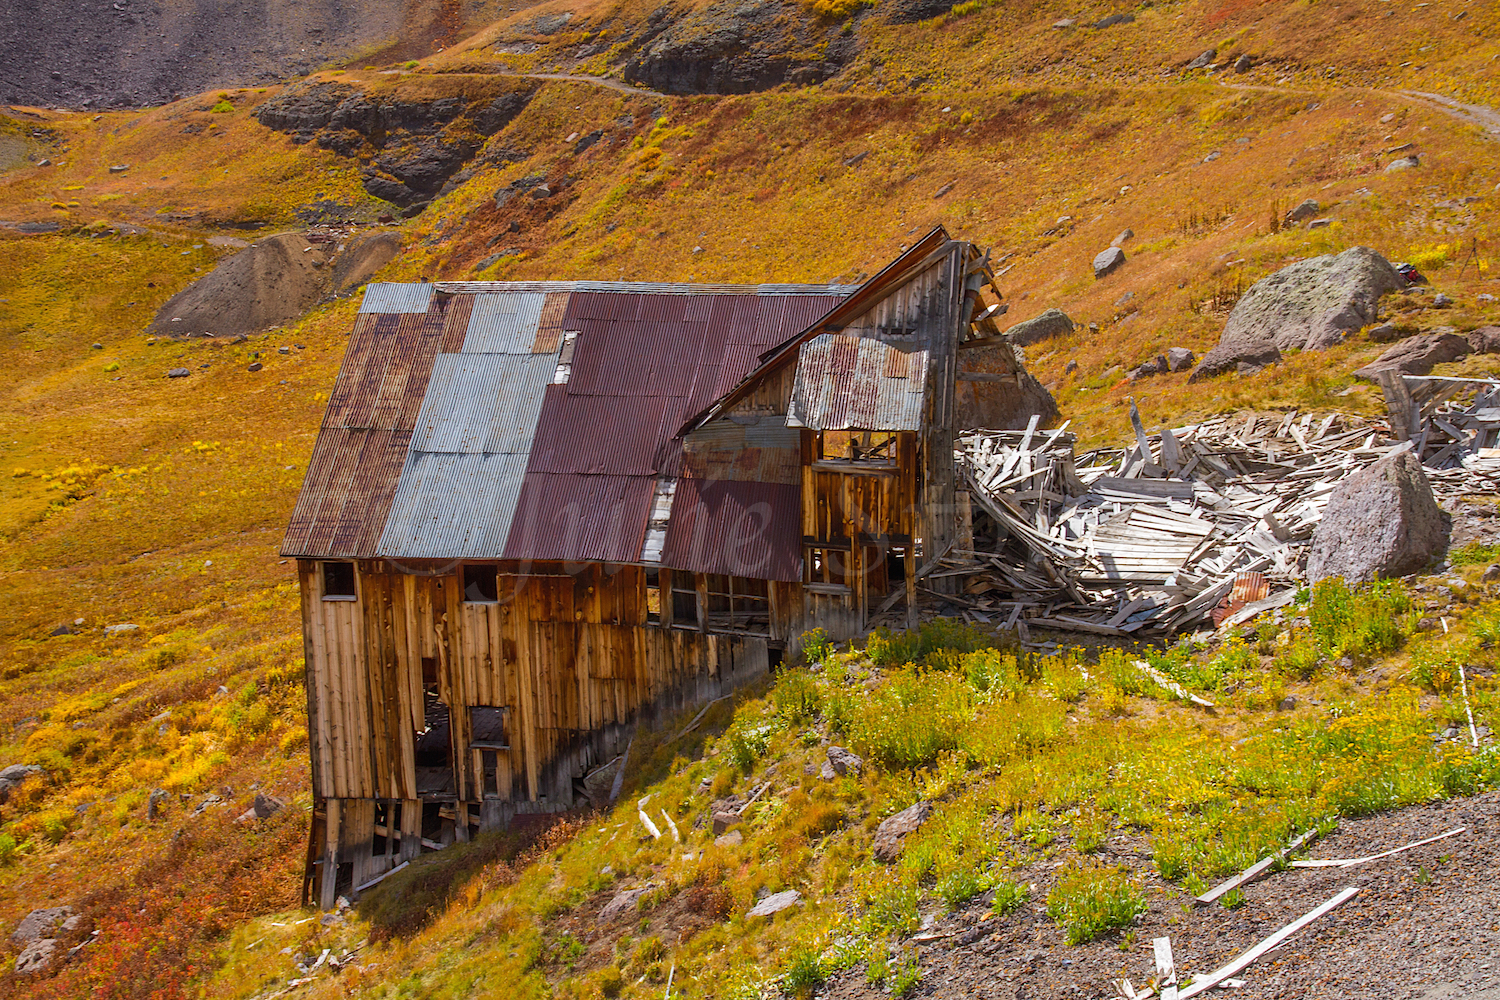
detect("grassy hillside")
[0,0,1498,994]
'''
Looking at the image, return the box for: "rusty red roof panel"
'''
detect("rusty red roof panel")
[283,427,413,558]
[526,386,677,476]
[659,478,801,582]
[502,473,655,564]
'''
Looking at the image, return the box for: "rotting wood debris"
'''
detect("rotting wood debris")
[875,374,1500,645]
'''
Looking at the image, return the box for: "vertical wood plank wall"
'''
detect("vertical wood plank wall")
[300,559,777,809]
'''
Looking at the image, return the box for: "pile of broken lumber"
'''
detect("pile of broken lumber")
[897,375,1500,644]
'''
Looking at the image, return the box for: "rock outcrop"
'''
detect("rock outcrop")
[0,764,44,804]
[255,82,535,207]
[1353,330,1470,381]
[1190,247,1405,381]
[1306,450,1449,584]
[621,0,861,94]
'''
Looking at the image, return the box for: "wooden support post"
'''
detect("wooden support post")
[905,546,917,631]
[956,489,974,553]
[454,802,471,842]
[660,569,674,629]
[399,799,421,862]
[695,574,708,633]
[1377,369,1416,441]
[320,799,341,910]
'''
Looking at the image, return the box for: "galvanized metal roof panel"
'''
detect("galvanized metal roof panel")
[461,292,548,354]
[360,282,436,314]
[408,353,557,455]
[786,333,928,431]
[377,452,530,559]
[660,478,801,582]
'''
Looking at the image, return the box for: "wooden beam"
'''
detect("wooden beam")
[319,799,341,910]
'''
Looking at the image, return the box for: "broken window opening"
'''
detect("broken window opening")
[414,695,454,797]
[322,561,356,601]
[469,706,509,749]
[463,564,499,603]
[645,568,662,625]
[671,576,698,624]
[820,430,896,464]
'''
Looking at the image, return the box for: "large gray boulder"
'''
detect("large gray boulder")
[1307,450,1449,584]
[1093,247,1127,279]
[1003,308,1075,346]
[1190,247,1405,381]
[1353,330,1469,381]
[12,906,73,948]
[0,764,44,804]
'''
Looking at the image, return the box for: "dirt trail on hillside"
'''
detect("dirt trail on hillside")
[827,791,1500,1000]
[1401,91,1500,139]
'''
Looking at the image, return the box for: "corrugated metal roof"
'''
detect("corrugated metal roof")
[435,280,858,296]
[787,333,928,431]
[360,282,436,314]
[285,277,857,565]
[408,353,557,455]
[680,417,801,485]
[377,452,530,559]
[283,427,413,558]
[503,473,655,564]
[660,478,801,582]
[462,292,547,354]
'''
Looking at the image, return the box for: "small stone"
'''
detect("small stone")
[277,346,291,354]
[167,367,190,378]
[247,362,263,372]
[824,745,863,778]
[1166,347,1196,372]
[692,246,705,254]
[1093,12,1134,28]
[1482,564,1500,582]
[1380,113,1395,124]
[15,937,58,975]
[108,164,130,173]
[1368,323,1403,343]
[1432,292,1452,308]
[1386,155,1420,172]
[1285,199,1320,223]
[1110,228,1133,247]
[711,810,742,835]
[1307,217,1332,230]
[746,889,801,919]
[103,623,138,635]
[1186,48,1216,70]
[1092,246,1126,279]
[12,906,74,949]
[91,342,103,350]
[1234,53,1254,72]
[147,788,168,821]
[934,181,955,198]
[1277,695,1297,711]
[1064,359,1078,374]
[600,886,650,922]
[529,184,552,199]
[874,801,931,862]
[1052,18,1074,28]
[714,829,743,848]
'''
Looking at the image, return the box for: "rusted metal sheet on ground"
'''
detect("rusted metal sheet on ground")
[503,473,655,564]
[787,333,928,431]
[659,478,801,582]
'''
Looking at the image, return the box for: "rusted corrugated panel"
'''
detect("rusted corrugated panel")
[462,292,547,353]
[360,283,435,314]
[439,293,474,352]
[323,313,399,429]
[377,452,531,559]
[526,387,675,476]
[368,308,447,431]
[530,291,571,353]
[786,333,928,431]
[283,427,412,558]
[680,417,801,485]
[409,353,556,455]
[659,478,801,582]
[503,473,655,564]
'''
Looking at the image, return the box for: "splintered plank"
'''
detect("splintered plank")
[1176,886,1361,998]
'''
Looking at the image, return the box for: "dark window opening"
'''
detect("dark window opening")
[805,547,849,587]
[645,568,661,625]
[671,577,698,623]
[322,561,356,600]
[463,564,499,603]
[469,706,508,749]
[820,430,896,463]
[415,696,454,797]
[481,750,499,798]
[372,800,390,857]
[768,645,784,669]
[421,656,439,699]
[887,547,909,585]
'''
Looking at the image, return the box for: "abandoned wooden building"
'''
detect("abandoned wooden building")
[282,226,1053,905]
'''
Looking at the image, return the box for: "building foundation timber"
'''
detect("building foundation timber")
[299,559,774,906]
